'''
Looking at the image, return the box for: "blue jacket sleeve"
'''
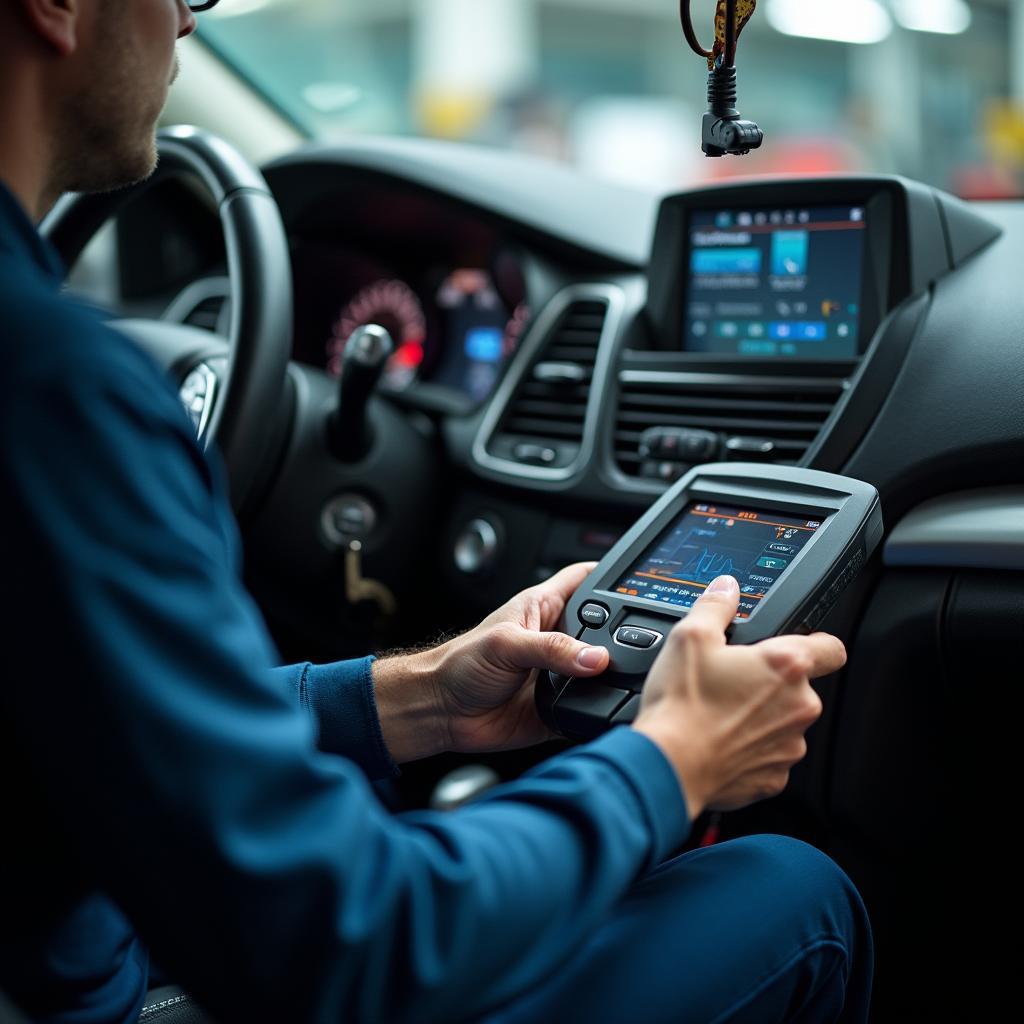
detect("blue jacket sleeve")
[271,658,400,780]
[3,321,691,1024]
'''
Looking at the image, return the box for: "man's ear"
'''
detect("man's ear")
[18,0,80,58]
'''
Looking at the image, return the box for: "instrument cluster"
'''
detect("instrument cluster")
[291,239,529,407]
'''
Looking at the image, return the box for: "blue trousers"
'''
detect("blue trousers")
[478,835,873,1024]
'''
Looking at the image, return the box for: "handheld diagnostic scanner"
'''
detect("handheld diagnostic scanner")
[536,463,882,740]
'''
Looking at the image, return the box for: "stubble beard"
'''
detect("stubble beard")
[48,21,177,199]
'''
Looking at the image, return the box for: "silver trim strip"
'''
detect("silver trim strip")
[472,284,627,482]
[619,370,850,392]
[884,488,1024,571]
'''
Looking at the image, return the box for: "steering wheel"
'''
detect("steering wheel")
[41,125,292,511]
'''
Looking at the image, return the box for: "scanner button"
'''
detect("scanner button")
[614,627,662,650]
[579,602,610,628]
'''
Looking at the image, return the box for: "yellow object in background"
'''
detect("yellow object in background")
[417,89,494,140]
[984,100,1024,165]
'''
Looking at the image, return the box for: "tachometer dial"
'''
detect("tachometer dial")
[327,279,428,389]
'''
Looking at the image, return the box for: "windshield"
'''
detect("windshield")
[199,0,1022,198]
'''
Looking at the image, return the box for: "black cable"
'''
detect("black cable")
[682,1,763,156]
[679,0,713,62]
[679,1,739,67]
[724,0,737,67]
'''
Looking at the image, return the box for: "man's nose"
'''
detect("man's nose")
[178,2,198,40]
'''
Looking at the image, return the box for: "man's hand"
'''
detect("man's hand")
[633,575,846,822]
[371,563,609,762]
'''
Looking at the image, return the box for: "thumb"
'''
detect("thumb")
[680,574,741,642]
[503,627,610,678]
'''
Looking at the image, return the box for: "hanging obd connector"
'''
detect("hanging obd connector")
[680,0,764,157]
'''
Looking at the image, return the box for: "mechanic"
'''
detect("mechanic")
[0,2,873,1023]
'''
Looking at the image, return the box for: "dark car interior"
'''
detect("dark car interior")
[44,127,1017,1017]
[35,0,1024,998]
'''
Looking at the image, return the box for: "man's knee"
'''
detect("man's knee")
[650,833,870,956]
[715,835,865,925]
[649,835,872,1021]
[694,833,872,995]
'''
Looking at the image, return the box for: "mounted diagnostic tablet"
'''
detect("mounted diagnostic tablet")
[536,463,883,740]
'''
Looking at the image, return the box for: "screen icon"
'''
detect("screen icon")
[771,231,809,276]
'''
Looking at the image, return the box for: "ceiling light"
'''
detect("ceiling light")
[893,0,972,35]
[766,0,893,45]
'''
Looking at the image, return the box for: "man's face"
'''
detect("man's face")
[52,0,195,195]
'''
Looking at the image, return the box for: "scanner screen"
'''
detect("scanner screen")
[611,503,826,619]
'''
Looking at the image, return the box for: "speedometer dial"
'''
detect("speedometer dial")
[327,279,428,389]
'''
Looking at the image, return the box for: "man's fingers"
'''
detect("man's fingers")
[530,562,599,630]
[758,632,847,681]
[535,562,598,604]
[672,575,740,647]
[802,632,847,677]
[499,625,609,677]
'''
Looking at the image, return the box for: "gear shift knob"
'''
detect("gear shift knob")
[329,324,394,462]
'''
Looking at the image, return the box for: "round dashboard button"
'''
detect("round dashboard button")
[454,518,500,575]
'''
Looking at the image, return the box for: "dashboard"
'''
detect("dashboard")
[70,134,1021,1021]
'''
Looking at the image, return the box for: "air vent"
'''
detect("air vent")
[613,374,847,479]
[484,297,609,471]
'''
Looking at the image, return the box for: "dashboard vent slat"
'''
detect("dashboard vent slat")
[163,277,231,336]
[614,375,847,477]
[487,298,608,460]
[184,295,227,333]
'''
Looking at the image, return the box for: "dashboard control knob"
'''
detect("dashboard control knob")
[513,443,558,466]
[321,493,378,547]
[329,324,394,462]
[641,460,689,483]
[454,518,501,575]
[640,427,719,463]
[725,436,776,460]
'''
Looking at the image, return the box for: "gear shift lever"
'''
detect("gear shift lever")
[328,324,394,462]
